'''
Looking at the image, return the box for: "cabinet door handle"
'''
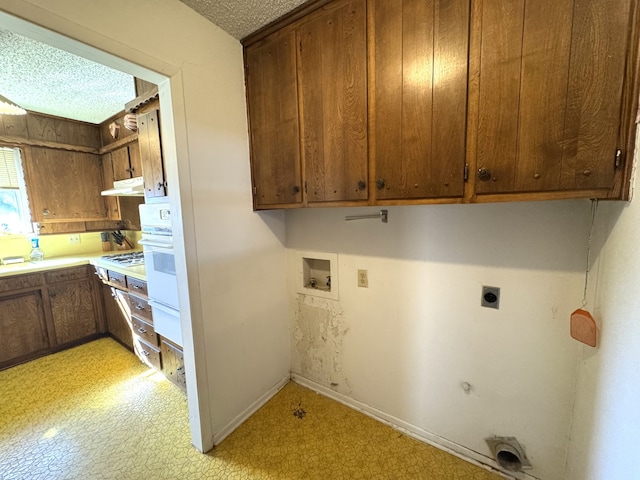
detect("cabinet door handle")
[292,185,300,195]
[132,285,143,290]
[376,179,385,189]
[477,168,492,181]
[135,305,144,310]
[357,180,366,190]
[141,350,149,356]
[137,327,147,334]
[42,208,50,216]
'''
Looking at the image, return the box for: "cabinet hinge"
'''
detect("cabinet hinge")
[252,186,257,196]
[614,148,623,169]
[463,164,469,182]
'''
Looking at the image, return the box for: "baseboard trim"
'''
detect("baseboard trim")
[213,375,290,445]
[291,374,538,480]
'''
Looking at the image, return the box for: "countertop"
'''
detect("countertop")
[0,252,146,280]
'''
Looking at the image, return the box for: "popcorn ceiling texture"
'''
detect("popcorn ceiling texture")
[0,29,135,124]
[180,0,308,39]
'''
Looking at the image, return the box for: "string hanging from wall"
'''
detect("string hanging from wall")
[570,200,598,347]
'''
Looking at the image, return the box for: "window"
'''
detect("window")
[0,147,32,234]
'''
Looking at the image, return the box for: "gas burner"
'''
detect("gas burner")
[101,251,144,267]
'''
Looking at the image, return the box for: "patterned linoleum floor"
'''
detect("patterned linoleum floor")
[0,338,502,480]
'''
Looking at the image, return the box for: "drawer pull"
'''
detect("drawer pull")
[132,285,143,289]
[141,350,149,356]
[137,327,147,334]
[135,305,144,310]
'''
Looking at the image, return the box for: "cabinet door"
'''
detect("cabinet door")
[128,141,142,178]
[372,0,469,200]
[161,338,186,389]
[0,291,49,364]
[298,0,368,203]
[246,28,303,208]
[111,146,132,181]
[137,110,166,199]
[101,283,133,350]
[24,147,108,222]
[475,0,632,195]
[49,281,98,345]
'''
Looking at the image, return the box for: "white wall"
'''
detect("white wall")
[1,0,291,451]
[565,144,640,478]
[286,201,595,480]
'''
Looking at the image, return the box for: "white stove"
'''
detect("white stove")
[100,251,144,267]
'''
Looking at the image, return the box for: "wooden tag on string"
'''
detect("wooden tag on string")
[570,309,597,347]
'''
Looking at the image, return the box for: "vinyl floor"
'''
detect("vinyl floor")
[0,338,502,479]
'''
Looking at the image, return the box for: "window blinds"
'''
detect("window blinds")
[0,147,20,189]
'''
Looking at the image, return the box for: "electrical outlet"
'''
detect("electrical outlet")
[481,286,500,309]
[67,234,81,245]
[358,269,368,288]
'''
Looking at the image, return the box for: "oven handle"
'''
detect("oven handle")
[149,300,180,317]
[138,238,174,250]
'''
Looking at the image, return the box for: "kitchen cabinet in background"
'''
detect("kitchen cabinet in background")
[23,146,108,223]
[109,144,142,181]
[137,109,167,200]
[0,266,101,370]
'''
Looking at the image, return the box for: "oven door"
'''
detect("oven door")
[149,300,183,347]
[138,237,179,311]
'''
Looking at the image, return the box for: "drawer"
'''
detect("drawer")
[94,266,109,283]
[126,277,148,296]
[45,266,88,284]
[128,293,152,322]
[0,273,43,294]
[134,337,161,371]
[131,316,158,346]
[108,271,126,288]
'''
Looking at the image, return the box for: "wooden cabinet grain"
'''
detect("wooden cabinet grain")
[298,0,368,204]
[0,265,101,370]
[23,146,108,222]
[100,283,134,350]
[245,28,303,208]
[109,144,142,181]
[161,338,186,390]
[137,109,167,199]
[49,281,99,345]
[473,0,635,199]
[243,0,640,208]
[0,291,49,365]
[371,0,469,201]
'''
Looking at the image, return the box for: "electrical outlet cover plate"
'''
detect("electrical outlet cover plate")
[481,286,500,309]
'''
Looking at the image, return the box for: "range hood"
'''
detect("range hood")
[101,177,144,197]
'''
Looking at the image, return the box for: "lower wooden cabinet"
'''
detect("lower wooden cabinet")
[96,267,185,390]
[100,283,134,350]
[0,291,49,366]
[0,265,101,370]
[49,280,99,345]
[161,338,186,390]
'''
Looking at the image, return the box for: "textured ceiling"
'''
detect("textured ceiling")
[0,29,135,125]
[179,0,308,39]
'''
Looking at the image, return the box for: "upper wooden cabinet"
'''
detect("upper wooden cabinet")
[245,28,302,208]
[23,147,108,223]
[137,109,167,199]
[473,0,636,199]
[298,0,368,204]
[110,144,142,181]
[371,0,469,201]
[242,0,640,209]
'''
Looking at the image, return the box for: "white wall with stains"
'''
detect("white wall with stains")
[286,200,596,480]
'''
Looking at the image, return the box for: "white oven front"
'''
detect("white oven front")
[139,237,179,311]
